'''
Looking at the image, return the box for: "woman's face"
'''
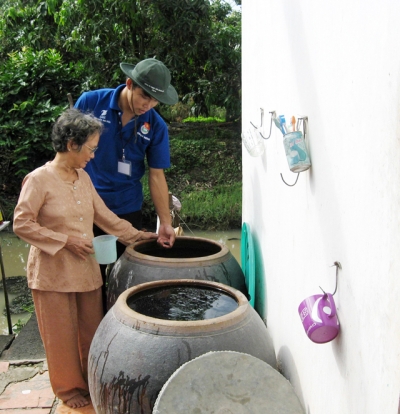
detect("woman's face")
[69,132,100,169]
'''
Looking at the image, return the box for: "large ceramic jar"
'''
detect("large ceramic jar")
[89,279,276,414]
[107,236,248,310]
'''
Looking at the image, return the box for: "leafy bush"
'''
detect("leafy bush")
[180,182,242,230]
[0,47,83,194]
[182,116,224,123]
[0,0,242,227]
[141,122,242,230]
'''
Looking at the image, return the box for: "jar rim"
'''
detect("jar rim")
[113,279,250,334]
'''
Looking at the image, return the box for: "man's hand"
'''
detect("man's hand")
[157,223,176,248]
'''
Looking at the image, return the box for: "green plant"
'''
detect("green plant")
[22,303,35,313]
[11,304,34,333]
[159,101,192,122]
[0,47,83,194]
[141,122,242,230]
[12,319,25,334]
[0,0,243,226]
[180,182,242,230]
[182,116,224,123]
[0,194,16,221]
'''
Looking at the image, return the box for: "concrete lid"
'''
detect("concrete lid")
[153,351,305,414]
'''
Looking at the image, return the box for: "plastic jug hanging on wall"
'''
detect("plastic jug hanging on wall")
[298,293,339,343]
[298,262,342,344]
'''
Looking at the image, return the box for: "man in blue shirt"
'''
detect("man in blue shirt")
[75,58,178,308]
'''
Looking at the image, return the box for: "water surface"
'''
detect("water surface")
[128,285,238,321]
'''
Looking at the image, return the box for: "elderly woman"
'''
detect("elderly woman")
[13,108,158,409]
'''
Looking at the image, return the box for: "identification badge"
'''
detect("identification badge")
[118,159,132,176]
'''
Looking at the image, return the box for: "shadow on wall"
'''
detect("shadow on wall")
[277,345,306,413]
[331,317,346,375]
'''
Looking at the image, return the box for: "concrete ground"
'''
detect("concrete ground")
[0,313,95,414]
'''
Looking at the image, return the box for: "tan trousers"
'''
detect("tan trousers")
[32,288,103,402]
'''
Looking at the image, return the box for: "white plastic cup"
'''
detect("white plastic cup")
[92,235,118,264]
[242,129,265,157]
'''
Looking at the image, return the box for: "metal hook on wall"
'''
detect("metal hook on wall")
[319,261,341,296]
[280,116,309,187]
[296,116,308,139]
[250,108,276,140]
[280,172,300,186]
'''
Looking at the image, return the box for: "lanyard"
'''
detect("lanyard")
[119,115,138,161]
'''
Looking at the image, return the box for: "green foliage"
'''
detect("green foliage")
[0,194,17,221]
[52,0,146,88]
[181,2,241,120]
[182,116,224,123]
[142,123,242,230]
[0,47,82,193]
[12,319,25,334]
[12,304,34,334]
[180,182,242,230]
[159,100,226,123]
[159,101,192,122]
[0,0,241,113]
[0,0,242,228]
[168,126,241,184]
[0,1,57,58]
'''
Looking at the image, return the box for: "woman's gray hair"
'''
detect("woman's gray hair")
[52,108,103,153]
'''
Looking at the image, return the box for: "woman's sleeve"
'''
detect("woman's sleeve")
[13,174,68,255]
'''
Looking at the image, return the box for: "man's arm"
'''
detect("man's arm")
[148,167,175,248]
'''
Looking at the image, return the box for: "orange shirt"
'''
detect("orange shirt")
[13,162,144,292]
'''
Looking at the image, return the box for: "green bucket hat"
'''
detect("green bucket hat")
[120,58,178,105]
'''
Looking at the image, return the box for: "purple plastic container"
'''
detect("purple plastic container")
[298,293,339,343]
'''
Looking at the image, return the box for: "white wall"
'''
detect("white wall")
[242,1,400,413]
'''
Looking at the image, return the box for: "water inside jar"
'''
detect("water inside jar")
[127,285,238,321]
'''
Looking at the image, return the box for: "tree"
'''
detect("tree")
[147,0,241,120]
[0,0,241,195]
[50,0,241,117]
[0,47,84,193]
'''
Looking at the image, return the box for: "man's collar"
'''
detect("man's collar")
[110,84,126,111]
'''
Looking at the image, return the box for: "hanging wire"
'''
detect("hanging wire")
[280,172,300,186]
[174,211,196,236]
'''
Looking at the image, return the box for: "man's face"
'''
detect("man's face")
[128,80,159,116]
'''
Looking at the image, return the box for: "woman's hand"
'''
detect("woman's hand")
[137,232,159,241]
[65,236,94,260]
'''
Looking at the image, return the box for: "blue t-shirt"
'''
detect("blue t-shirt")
[74,85,170,215]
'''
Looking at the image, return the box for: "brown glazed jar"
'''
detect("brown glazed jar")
[89,279,276,414]
[106,236,248,310]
